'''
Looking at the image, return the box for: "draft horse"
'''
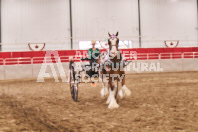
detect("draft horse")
[98,32,131,109]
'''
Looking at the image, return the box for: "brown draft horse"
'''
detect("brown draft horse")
[98,32,131,109]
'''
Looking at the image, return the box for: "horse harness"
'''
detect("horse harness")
[99,50,127,74]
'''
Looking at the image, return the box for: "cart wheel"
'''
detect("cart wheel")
[70,84,78,102]
[73,84,78,101]
[70,67,78,102]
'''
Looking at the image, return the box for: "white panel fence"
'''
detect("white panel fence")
[0,57,198,80]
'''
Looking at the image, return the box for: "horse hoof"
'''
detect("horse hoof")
[118,89,124,99]
[108,101,119,109]
[100,87,108,97]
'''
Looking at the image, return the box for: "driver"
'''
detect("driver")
[88,40,100,77]
[88,40,100,61]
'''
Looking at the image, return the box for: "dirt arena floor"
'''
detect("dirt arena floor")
[0,72,198,132]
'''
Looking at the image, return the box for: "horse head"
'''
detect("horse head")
[108,32,120,60]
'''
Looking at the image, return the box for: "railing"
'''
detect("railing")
[0,58,4,65]
[0,52,198,66]
[160,52,182,59]
[183,52,198,58]
[4,57,32,65]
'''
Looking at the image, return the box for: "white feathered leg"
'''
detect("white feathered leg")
[108,89,119,109]
[106,88,111,104]
[106,82,117,104]
[118,85,131,99]
[100,82,108,97]
[114,81,117,88]
[123,85,131,96]
[118,88,124,99]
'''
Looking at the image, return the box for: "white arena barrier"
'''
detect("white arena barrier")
[182,58,198,71]
[160,59,183,72]
[126,60,162,74]
[0,66,4,80]
[4,64,33,80]
[32,63,69,81]
[1,58,198,81]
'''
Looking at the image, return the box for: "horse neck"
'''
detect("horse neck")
[110,53,121,62]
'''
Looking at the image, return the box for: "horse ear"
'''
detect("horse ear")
[108,32,111,37]
[116,32,119,36]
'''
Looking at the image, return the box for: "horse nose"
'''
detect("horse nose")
[111,51,117,55]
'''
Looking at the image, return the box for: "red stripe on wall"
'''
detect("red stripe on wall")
[0,47,198,65]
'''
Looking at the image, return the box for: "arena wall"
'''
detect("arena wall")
[1,47,198,58]
[126,59,184,73]
[140,0,198,47]
[4,65,33,80]
[0,59,198,81]
[0,66,4,80]
[182,58,198,71]
[1,0,198,50]
[71,0,139,49]
[32,63,70,80]
[1,0,71,51]
[0,48,198,80]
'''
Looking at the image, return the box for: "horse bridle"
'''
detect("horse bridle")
[108,35,119,50]
[108,36,122,61]
[103,34,127,68]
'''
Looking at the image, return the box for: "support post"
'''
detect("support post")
[197,0,198,46]
[0,0,1,51]
[69,0,73,49]
[138,0,141,48]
